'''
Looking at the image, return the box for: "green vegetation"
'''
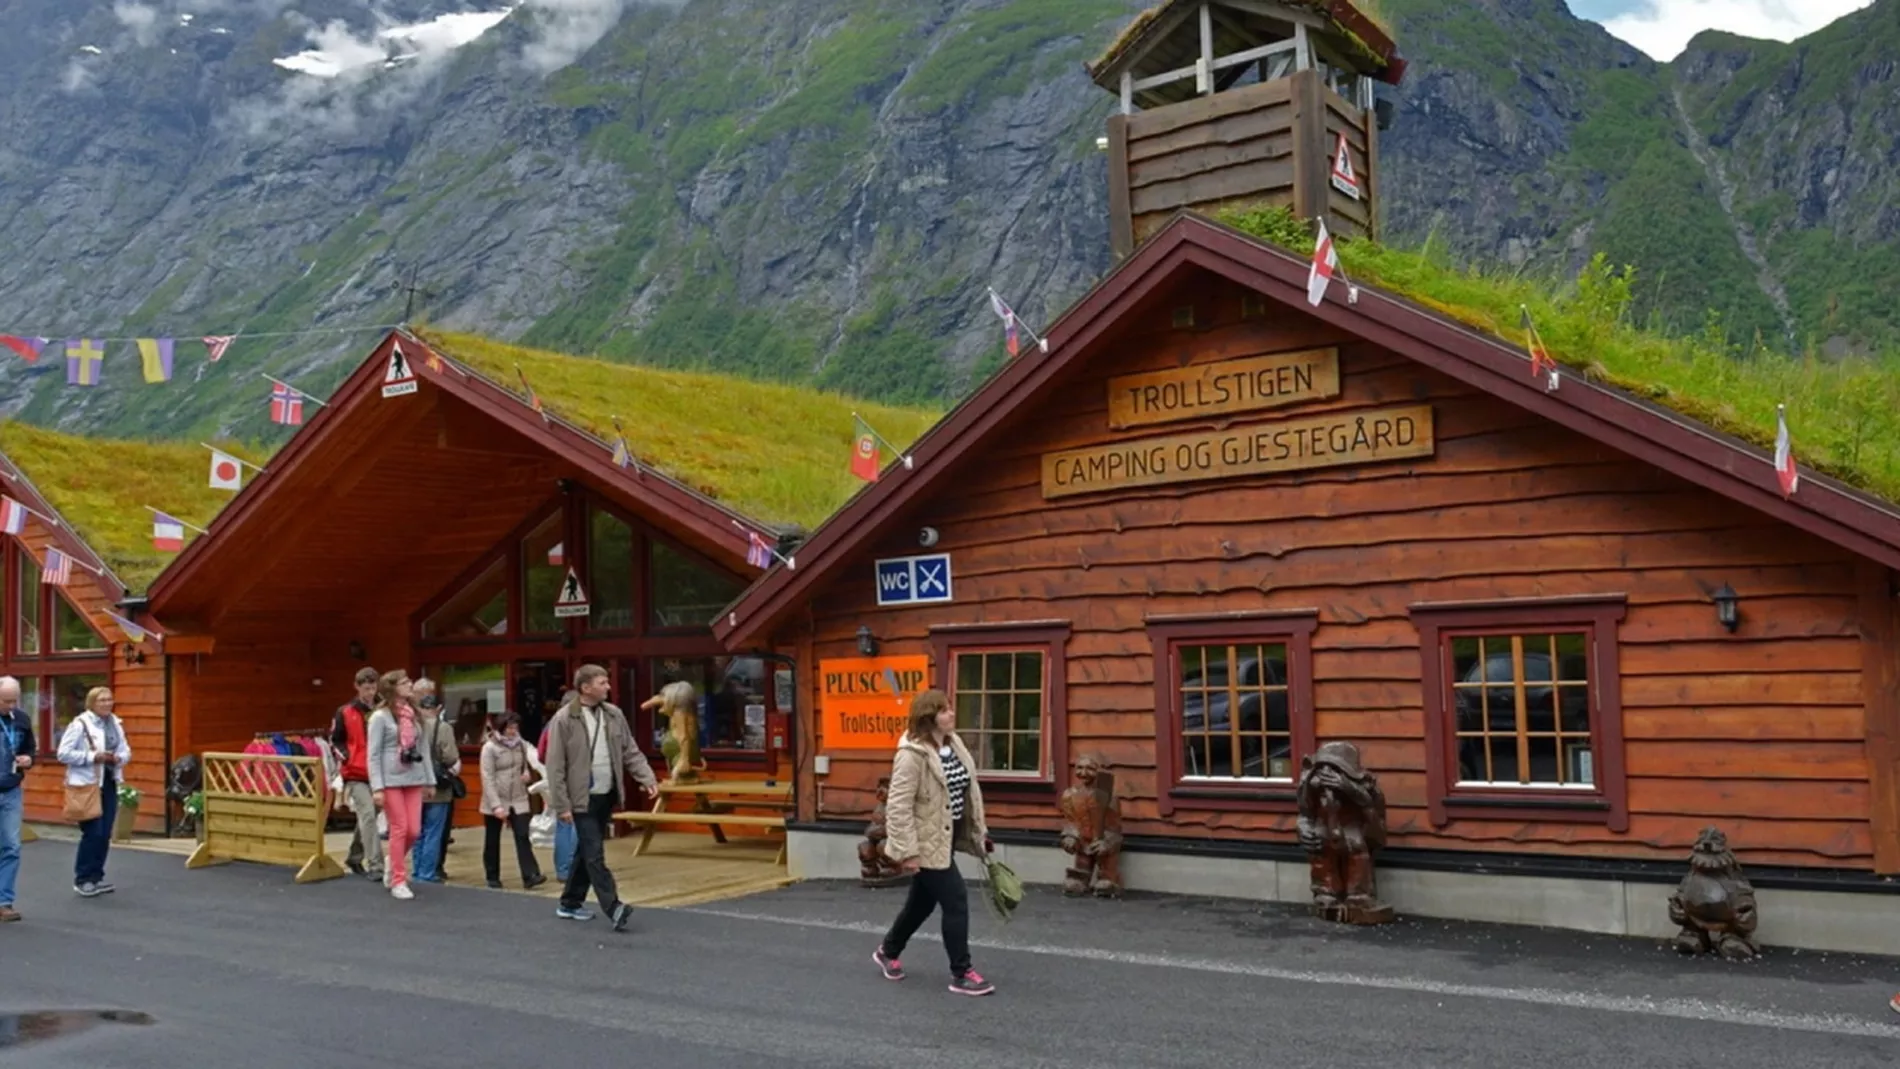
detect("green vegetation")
[0,422,264,590]
[1219,205,1900,502]
[421,331,942,529]
[902,0,1127,113]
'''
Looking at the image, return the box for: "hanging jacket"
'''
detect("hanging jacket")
[0,706,36,793]
[330,700,373,783]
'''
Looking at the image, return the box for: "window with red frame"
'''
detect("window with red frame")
[930,623,1069,788]
[1412,596,1628,831]
[1148,612,1316,815]
[0,539,111,754]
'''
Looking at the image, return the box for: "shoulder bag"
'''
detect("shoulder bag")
[63,721,103,822]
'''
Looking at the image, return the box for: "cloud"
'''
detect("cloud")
[1595,0,1875,61]
[514,0,629,74]
[113,1,163,46]
[62,57,96,92]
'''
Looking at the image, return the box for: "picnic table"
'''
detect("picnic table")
[613,779,792,865]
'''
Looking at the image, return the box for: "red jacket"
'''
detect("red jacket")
[330,700,373,783]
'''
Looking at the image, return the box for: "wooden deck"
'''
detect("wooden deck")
[98,824,792,908]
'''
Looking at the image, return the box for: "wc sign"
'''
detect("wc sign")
[875,553,953,606]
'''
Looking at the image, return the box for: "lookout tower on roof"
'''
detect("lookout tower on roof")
[1087,0,1406,259]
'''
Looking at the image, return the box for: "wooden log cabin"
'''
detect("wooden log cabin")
[141,330,931,833]
[714,213,1900,953]
[0,423,224,833]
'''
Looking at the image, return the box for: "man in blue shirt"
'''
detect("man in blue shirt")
[0,675,37,923]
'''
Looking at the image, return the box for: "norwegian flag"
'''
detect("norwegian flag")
[1774,404,1798,497]
[204,335,235,363]
[270,382,304,425]
[0,496,27,535]
[1306,219,1359,306]
[746,530,773,569]
[42,548,72,586]
[988,289,1021,357]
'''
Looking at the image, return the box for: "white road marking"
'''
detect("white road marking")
[682,905,1900,1041]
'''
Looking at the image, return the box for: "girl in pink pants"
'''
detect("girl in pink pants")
[366,670,438,900]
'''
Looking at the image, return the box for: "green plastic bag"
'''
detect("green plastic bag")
[980,855,1024,923]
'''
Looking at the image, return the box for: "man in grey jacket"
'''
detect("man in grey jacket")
[545,664,657,931]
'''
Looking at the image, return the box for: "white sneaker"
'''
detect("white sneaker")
[391,883,414,900]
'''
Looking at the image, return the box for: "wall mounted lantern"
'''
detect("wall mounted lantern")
[121,642,145,666]
[856,625,879,657]
[1712,583,1740,633]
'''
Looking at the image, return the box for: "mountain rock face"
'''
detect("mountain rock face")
[0,0,1892,441]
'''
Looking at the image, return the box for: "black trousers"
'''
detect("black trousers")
[881,860,972,976]
[484,811,542,884]
[559,789,620,912]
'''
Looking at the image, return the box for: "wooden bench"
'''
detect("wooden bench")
[614,780,793,864]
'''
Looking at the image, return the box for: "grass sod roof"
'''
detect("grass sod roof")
[420,331,943,532]
[0,421,262,591]
[1218,206,1900,506]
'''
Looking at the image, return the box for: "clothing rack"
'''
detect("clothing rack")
[255,728,329,739]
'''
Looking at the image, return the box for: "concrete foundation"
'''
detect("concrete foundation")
[787,829,1900,956]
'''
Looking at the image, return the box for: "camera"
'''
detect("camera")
[399,744,423,765]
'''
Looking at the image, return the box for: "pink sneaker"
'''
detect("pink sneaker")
[948,970,994,996]
[871,947,904,981]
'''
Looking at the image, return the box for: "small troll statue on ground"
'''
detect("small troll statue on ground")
[858,777,906,887]
[1296,741,1394,924]
[1058,753,1124,898]
[1668,826,1760,960]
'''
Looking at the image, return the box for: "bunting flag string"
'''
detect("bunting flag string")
[0,323,403,386]
[732,519,794,570]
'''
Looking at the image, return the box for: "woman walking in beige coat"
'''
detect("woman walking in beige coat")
[870,689,995,996]
[481,713,547,890]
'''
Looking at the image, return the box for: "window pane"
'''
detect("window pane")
[430,663,505,746]
[983,652,1011,691]
[649,539,745,630]
[422,560,509,640]
[51,673,108,742]
[948,646,1044,775]
[16,553,40,656]
[521,513,565,634]
[1446,630,1596,788]
[52,593,105,653]
[21,679,44,754]
[588,509,635,630]
[1176,641,1291,782]
[650,655,767,751]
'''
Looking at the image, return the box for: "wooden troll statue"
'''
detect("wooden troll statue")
[648,681,706,784]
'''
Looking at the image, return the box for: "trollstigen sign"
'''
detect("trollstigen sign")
[1106,347,1341,428]
[1041,403,1436,499]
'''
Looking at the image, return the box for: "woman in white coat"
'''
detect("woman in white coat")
[58,686,132,897]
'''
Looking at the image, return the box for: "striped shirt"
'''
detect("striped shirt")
[939,744,970,820]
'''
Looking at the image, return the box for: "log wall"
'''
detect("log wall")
[780,273,1876,870]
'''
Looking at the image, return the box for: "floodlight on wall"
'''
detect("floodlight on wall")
[856,625,879,657]
[1712,583,1740,633]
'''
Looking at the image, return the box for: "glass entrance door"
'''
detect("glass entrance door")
[512,659,569,747]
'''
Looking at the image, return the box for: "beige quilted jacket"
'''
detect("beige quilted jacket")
[882,734,989,871]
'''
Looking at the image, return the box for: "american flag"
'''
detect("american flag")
[270,383,304,425]
[42,548,71,586]
[746,530,773,568]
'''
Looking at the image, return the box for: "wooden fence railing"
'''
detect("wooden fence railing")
[185,752,343,884]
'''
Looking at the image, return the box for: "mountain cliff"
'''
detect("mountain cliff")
[0,0,1893,442]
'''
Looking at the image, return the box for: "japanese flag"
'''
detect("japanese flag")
[209,449,243,491]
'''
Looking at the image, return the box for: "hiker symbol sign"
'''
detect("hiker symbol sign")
[382,343,419,398]
[553,567,591,618]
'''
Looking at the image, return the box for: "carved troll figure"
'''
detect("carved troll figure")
[1668,826,1760,960]
[857,777,906,887]
[1296,740,1394,924]
[1057,752,1124,897]
[645,681,707,784]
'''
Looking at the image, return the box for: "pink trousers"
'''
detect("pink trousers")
[382,786,425,888]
